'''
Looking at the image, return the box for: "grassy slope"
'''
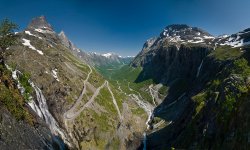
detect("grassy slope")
[97,64,155,104]
[209,45,242,60]
[0,63,34,124]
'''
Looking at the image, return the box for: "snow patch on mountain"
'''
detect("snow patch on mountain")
[123,56,135,58]
[203,35,215,39]
[52,69,59,81]
[25,31,42,39]
[219,30,250,48]
[22,38,44,55]
[160,24,215,44]
[35,28,53,34]
[220,39,250,48]
[102,53,113,58]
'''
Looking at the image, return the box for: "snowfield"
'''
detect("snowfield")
[22,38,44,55]
[102,53,113,57]
[52,69,60,81]
[34,28,54,34]
[25,31,42,39]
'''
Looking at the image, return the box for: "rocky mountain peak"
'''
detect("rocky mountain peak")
[139,37,157,54]
[27,16,53,31]
[144,38,157,48]
[214,28,250,48]
[58,30,66,38]
[131,24,216,67]
[57,30,82,55]
[159,24,214,44]
[58,30,71,48]
[165,24,190,30]
[101,52,117,58]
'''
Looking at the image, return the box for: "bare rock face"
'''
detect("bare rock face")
[27,16,53,31]
[131,24,213,67]
[0,108,55,150]
[58,31,71,48]
[132,24,214,84]
[159,24,213,41]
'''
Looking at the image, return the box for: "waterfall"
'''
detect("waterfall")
[143,132,147,150]
[146,111,154,129]
[196,59,204,77]
[5,65,70,149]
[29,81,71,148]
[28,100,43,118]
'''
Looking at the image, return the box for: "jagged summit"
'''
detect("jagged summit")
[58,30,71,48]
[58,30,66,36]
[27,16,53,31]
[214,28,250,48]
[133,24,215,61]
[57,30,82,54]
[160,24,214,43]
[165,24,190,30]
[162,24,210,35]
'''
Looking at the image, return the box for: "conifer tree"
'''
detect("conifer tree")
[0,19,18,63]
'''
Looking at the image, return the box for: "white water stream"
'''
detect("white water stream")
[7,65,70,149]
[29,81,73,149]
[29,82,66,137]
[196,59,204,77]
[143,132,147,150]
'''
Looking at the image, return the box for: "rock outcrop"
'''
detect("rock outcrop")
[27,16,53,31]
[132,24,214,84]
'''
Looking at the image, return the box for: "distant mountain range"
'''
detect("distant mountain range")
[57,27,134,67]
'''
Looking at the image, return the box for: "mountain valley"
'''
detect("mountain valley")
[1,16,250,150]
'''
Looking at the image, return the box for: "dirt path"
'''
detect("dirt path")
[65,80,123,121]
[128,82,143,99]
[149,85,157,106]
[116,81,123,93]
[107,81,122,120]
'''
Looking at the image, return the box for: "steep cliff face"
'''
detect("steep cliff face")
[132,24,214,84]
[134,44,212,84]
[132,24,250,149]
[147,46,250,149]
[58,31,73,50]
[0,63,58,149]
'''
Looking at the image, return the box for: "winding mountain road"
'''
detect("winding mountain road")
[64,79,123,121]
[116,80,123,93]
[64,65,92,119]
[149,85,157,106]
[107,81,122,120]
[128,82,143,99]
[64,81,107,120]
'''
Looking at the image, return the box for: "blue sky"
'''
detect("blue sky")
[0,0,250,56]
